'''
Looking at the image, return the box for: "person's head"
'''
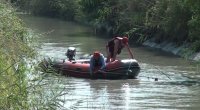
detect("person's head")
[93,51,100,59]
[122,37,128,45]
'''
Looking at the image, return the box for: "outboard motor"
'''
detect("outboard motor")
[65,47,76,61]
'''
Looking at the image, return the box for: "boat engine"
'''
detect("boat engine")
[65,47,76,61]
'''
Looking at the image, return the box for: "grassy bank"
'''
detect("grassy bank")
[0,1,66,109]
[0,1,32,109]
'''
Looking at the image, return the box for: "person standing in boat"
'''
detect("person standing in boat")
[89,51,106,76]
[106,36,134,62]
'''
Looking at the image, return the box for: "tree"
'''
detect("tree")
[146,0,191,43]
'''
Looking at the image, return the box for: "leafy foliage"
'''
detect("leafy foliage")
[1,1,67,109]
[0,1,33,109]
[186,0,200,51]
[12,0,200,51]
[146,0,191,43]
[29,0,79,20]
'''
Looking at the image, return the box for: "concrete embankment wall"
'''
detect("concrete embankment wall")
[142,38,200,61]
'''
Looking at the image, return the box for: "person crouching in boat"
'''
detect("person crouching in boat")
[89,51,106,76]
[106,36,134,62]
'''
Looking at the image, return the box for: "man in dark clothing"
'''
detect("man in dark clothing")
[106,37,134,62]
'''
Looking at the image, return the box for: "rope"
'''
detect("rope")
[126,60,133,75]
[152,65,172,80]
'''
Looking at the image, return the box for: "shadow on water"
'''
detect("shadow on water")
[138,62,200,87]
[162,74,200,86]
[166,80,200,86]
[64,32,94,37]
[138,74,200,87]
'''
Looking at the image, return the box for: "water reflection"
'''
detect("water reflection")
[60,78,140,110]
[59,75,200,110]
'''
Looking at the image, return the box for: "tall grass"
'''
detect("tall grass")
[0,1,66,109]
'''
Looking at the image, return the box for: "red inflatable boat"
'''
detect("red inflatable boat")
[42,58,140,79]
[40,47,140,79]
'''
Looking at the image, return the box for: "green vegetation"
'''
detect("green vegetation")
[11,0,79,20]
[0,1,33,109]
[11,0,200,52]
[0,1,66,109]
[81,0,200,53]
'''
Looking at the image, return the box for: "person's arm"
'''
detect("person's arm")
[100,55,106,70]
[125,44,134,59]
[112,40,119,61]
[106,45,110,62]
[106,44,109,57]
[89,57,94,74]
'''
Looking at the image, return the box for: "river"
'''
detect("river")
[21,15,200,110]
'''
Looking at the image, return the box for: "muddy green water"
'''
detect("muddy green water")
[21,15,200,110]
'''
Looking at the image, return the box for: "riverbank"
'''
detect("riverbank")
[93,24,200,62]
[142,37,200,61]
